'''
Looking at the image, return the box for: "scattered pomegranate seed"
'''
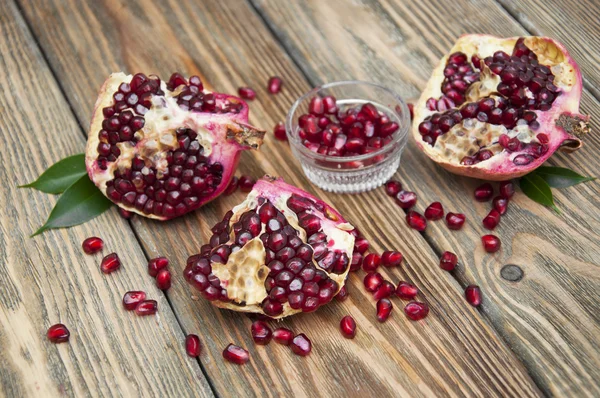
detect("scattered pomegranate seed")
[376,298,393,322]
[118,208,133,219]
[186,334,202,357]
[396,281,418,300]
[373,281,395,300]
[47,324,70,343]
[474,183,494,202]
[406,211,427,231]
[493,196,508,215]
[395,191,417,209]
[354,237,369,254]
[82,237,103,254]
[123,291,146,310]
[481,235,501,253]
[482,209,501,230]
[267,76,283,94]
[238,175,256,192]
[445,212,466,230]
[291,334,312,356]
[499,181,515,199]
[340,316,357,338]
[100,253,121,274]
[362,253,381,272]
[251,320,273,345]
[439,251,458,271]
[273,122,287,140]
[404,301,429,321]
[381,251,402,267]
[336,286,349,301]
[135,300,158,316]
[465,285,482,306]
[238,87,256,100]
[407,103,414,120]
[364,272,383,292]
[385,180,402,197]
[148,257,169,277]
[223,344,250,364]
[224,176,239,195]
[273,328,294,345]
[156,269,172,290]
[424,202,444,220]
[350,252,363,272]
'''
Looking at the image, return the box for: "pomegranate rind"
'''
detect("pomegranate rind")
[412,35,589,180]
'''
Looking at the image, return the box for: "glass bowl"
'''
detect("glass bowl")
[286,81,410,193]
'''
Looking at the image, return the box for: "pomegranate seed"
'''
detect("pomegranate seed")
[273,328,294,345]
[362,253,381,272]
[186,334,202,357]
[446,212,466,230]
[373,281,395,300]
[481,235,501,253]
[354,237,369,254]
[148,257,169,277]
[238,87,256,100]
[404,301,429,321]
[424,202,444,220]
[82,237,103,254]
[499,181,515,198]
[223,344,250,364]
[123,291,146,310]
[474,183,494,202]
[238,175,256,192]
[395,191,417,209]
[273,122,287,141]
[493,196,509,215]
[309,97,324,115]
[381,251,402,267]
[340,316,357,338]
[385,180,402,196]
[291,334,312,356]
[364,272,383,292]
[336,286,349,301]
[135,300,158,316]
[224,176,239,195]
[350,252,363,272]
[465,285,482,306]
[156,269,172,290]
[47,324,70,343]
[376,298,393,322]
[406,211,427,231]
[118,208,133,219]
[100,253,121,274]
[440,251,458,271]
[482,209,501,230]
[396,281,418,300]
[536,133,549,144]
[267,76,283,94]
[251,320,272,345]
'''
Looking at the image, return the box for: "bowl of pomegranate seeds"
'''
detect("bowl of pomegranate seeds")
[286,81,410,193]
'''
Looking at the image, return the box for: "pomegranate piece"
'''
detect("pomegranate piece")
[385,180,402,197]
[395,191,417,209]
[362,253,381,272]
[86,73,265,220]
[273,122,287,141]
[336,286,349,301]
[223,344,250,364]
[396,281,418,300]
[148,257,169,277]
[465,285,482,306]
[340,315,357,338]
[238,175,256,192]
[482,209,501,230]
[412,35,589,181]
[186,334,202,357]
[156,269,172,290]
[251,320,273,345]
[499,181,515,198]
[424,202,444,220]
[238,87,256,100]
[404,301,429,321]
[82,237,103,254]
[364,272,383,292]
[440,251,458,271]
[445,212,465,230]
[135,300,158,316]
[376,298,393,322]
[100,253,121,274]
[123,291,147,310]
[381,251,402,267]
[47,324,70,343]
[354,237,369,254]
[373,281,395,300]
[267,76,283,94]
[406,211,427,231]
[273,328,294,345]
[474,183,494,202]
[482,235,501,253]
[291,334,312,356]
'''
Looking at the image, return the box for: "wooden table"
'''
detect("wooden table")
[1,0,599,396]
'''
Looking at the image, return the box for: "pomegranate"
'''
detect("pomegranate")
[86,72,265,220]
[350,252,363,271]
[385,180,402,197]
[148,257,169,277]
[362,253,381,272]
[100,253,121,274]
[364,272,384,292]
[183,177,355,319]
[225,176,239,195]
[499,181,515,198]
[446,212,466,230]
[135,300,158,316]
[376,298,393,322]
[482,235,501,253]
[47,324,70,343]
[291,334,312,356]
[440,251,458,271]
[483,209,501,230]
[465,285,482,306]
[340,316,357,338]
[273,328,294,345]
[251,320,273,345]
[156,269,172,290]
[273,122,287,141]
[406,211,427,231]
[223,344,250,364]
[373,281,395,300]
[493,196,509,215]
[424,202,444,220]
[336,286,349,301]
[238,175,256,192]
[474,183,494,201]
[396,281,418,300]
[82,237,103,254]
[395,191,417,209]
[123,291,147,310]
[238,87,256,100]
[186,334,202,357]
[404,301,429,321]
[413,35,590,180]
[381,251,403,267]
[268,76,283,94]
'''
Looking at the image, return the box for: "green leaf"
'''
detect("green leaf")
[32,175,113,236]
[533,166,595,189]
[19,153,87,194]
[520,173,560,213]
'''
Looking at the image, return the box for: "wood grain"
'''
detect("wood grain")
[252,0,600,396]
[16,0,546,396]
[0,2,213,397]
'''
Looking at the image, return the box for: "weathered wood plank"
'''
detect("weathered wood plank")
[252,0,600,396]
[19,0,544,396]
[0,2,213,397]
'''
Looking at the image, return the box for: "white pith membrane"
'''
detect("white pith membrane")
[184,177,355,319]
[86,72,264,219]
[412,35,589,180]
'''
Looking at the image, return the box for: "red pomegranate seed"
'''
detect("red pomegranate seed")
[223,344,250,364]
[499,181,515,199]
[340,316,356,338]
[267,76,283,94]
[273,328,294,345]
[291,334,312,356]
[465,285,482,306]
[364,272,383,292]
[336,286,349,301]
[424,202,444,220]
[156,269,172,290]
[123,291,146,310]
[238,87,256,100]
[47,324,70,343]
[446,212,466,230]
[482,209,501,230]
[396,281,418,300]
[251,320,273,345]
[376,298,393,322]
[118,208,133,219]
[354,237,369,254]
[385,180,402,197]
[148,257,169,277]
[373,281,395,300]
[224,176,239,195]
[362,253,381,272]
[309,97,324,115]
[350,252,363,272]
[404,301,429,321]
[238,175,256,192]
[100,253,121,274]
[481,235,501,253]
[440,251,458,271]
[273,122,287,141]
[186,334,202,357]
[135,300,158,316]
[493,196,509,215]
[381,251,402,267]
[474,183,494,202]
[406,211,427,231]
[82,237,103,254]
[395,191,417,209]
